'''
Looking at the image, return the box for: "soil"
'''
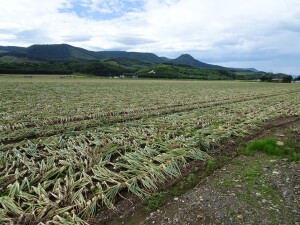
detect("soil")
[89,117,300,225]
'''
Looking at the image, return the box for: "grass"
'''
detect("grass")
[206,156,232,172]
[145,192,166,212]
[145,173,198,212]
[169,173,197,196]
[206,159,219,171]
[222,178,236,187]
[235,133,299,204]
[216,155,283,211]
[241,137,300,161]
[243,165,262,183]
[245,137,282,155]
[237,163,282,208]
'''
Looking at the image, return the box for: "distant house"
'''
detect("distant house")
[271,78,283,82]
[114,75,126,79]
[132,76,138,79]
[148,70,156,74]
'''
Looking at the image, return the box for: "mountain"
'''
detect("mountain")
[243,68,258,72]
[169,54,224,69]
[0,44,257,72]
[0,46,26,53]
[0,44,168,64]
[93,51,168,64]
[25,44,98,61]
[0,44,98,62]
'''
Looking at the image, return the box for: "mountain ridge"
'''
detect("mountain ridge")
[0,44,256,72]
[168,54,225,69]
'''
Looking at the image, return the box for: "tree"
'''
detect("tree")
[282,75,292,83]
[260,75,271,82]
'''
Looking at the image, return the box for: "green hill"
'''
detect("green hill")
[93,51,168,64]
[135,64,236,80]
[26,44,98,61]
[0,46,26,53]
[0,44,168,64]
[169,54,224,69]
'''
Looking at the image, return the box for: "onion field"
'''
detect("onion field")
[0,76,300,224]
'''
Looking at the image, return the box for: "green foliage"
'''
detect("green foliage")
[282,75,292,83]
[259,73,293,83]
[260,75,273,82]
[281,144,300,161]
[135,64,236,80]
[206,159,220,171]
[0,62,72,74]
[242,137,300,161]
[0,61,130,76]
[145,173,197,212]
[145,192,166,212]
[245,138,282,155]
[169,173,197,196]
[71,61,131,76]
[234,71,264,80]
[243,165,262,183]
[222,178,235,187]
[0,61,238,80]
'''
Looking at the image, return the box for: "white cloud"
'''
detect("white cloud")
[0,0,300,73]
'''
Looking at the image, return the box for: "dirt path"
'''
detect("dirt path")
[90,117,300,225]
[139,155,299,225]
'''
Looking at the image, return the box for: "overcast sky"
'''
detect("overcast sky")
[1,0,300,74]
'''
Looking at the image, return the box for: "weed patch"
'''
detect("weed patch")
[241,137,300,161]
[170,173,197,196]
[222,178,235,187]
[145,192,166,212]
[145,173,198,212]
[206,159,220,171]
[245,137,282,155]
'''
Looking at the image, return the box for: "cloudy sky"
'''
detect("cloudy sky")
[1,0,300,74]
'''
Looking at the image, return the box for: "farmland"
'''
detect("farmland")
[0,75,300,224]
